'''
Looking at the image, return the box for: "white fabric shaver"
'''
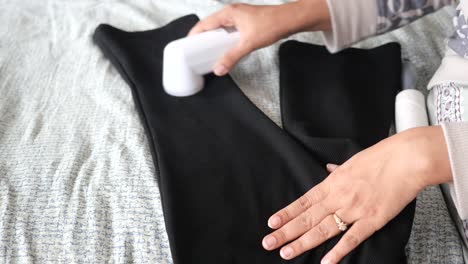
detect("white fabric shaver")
[163,28,241,97]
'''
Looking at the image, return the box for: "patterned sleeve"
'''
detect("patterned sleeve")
[321,0,456,52]
[427,2,468,226]
[376,0,456,33]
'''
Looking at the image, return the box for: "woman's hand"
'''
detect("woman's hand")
[262,126,452,264]
[188,0,330,76]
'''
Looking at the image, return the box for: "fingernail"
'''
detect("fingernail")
[280,247,294,259]
[268,216,281,228]
[321,256,334,264]
[262,236,277,249]
[214,64,228,76]
[326,164,338,171]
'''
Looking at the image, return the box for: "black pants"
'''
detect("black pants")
[93,15,415,264]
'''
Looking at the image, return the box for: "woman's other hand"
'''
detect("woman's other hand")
[262,126,452,264]
[188,1,330,76]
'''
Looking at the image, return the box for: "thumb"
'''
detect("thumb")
[213,42,252,76]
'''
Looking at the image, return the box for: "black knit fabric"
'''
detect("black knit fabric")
[93,15,415,264]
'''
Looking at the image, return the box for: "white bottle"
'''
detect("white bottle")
[395,62,429,133]
[163,28,241,97]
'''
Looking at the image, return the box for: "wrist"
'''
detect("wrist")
[403,126,453,187]
[277,0,331,37]
[298,0,331,31]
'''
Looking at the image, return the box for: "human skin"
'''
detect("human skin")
[263,126,452,263]
[189,2,453,264]
[188,1,331,76]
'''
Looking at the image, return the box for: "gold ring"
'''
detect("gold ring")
[333,213,348,232]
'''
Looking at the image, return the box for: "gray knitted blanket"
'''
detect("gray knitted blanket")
[0,0,463,263]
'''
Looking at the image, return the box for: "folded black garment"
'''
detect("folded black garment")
[93,15,415,264]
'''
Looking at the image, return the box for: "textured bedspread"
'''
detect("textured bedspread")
[0,0,464,263]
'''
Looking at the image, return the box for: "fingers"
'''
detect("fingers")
[278,215,341,260]
[213,43,251,76]
[187,9,247,76]
[188,5,237,36]
[188,11,232,36]
[262,202,331,251]
[188,4,252,76]
[268,182,329,229]
[321,220,376,264]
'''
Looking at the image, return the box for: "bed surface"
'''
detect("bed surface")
[0,0,464,263]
